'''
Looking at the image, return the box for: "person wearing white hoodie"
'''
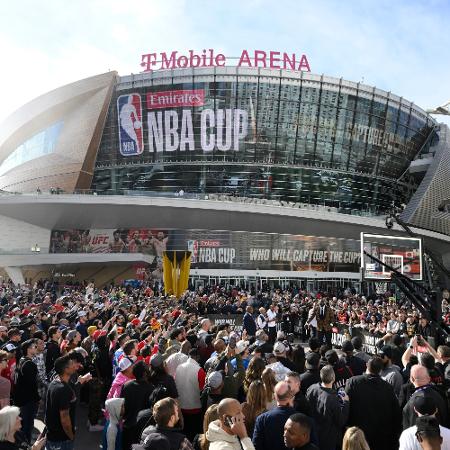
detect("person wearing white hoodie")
[206,398,255,450]
[102,398,124,450]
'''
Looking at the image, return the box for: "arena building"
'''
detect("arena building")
[0,64,449,289]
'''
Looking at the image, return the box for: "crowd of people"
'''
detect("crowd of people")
[0,279,449,450]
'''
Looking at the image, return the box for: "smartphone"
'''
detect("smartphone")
[38,427,47,439]
[224,415,233,427]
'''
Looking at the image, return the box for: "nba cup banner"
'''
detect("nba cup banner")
[163,251,192,298]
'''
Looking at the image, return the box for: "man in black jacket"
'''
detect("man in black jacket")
[243,306,257,337]
[345,357,402,450]
[300,353,321,395]
[403,364,448,429]
[140,397,192,450]
[45,326,62,376]
[15,339,40,443]
[306,365,349,450]
[285,372,312,417]
[341,340,366,376]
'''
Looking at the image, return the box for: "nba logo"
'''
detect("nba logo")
[117,94,144,156]
[187,240,198,263]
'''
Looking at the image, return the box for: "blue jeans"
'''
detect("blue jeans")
[46,440,74,450]
[19,401,39,443]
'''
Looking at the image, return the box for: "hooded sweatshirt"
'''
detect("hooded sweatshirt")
[206,420,255,450]
[105,397,124,450]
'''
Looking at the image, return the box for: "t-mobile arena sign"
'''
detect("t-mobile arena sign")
[141,49,311,73]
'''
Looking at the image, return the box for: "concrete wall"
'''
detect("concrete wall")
[0,214,50,254]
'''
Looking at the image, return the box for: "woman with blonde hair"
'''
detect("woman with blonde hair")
[261,367,277,409]
[241,380,267,435]
[193,404,219,450]
[0,406,46,450]
[342,426,370,450]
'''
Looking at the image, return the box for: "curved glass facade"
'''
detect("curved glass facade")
[92,68,436,215]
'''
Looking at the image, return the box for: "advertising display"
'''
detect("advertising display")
[50,229,361,273]
[361,233,423,281]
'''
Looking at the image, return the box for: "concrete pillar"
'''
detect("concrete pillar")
[4,267,25,286]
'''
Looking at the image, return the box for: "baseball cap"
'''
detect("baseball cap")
[378,345,393,360]
[66,330,78,341]
[342,340,354,353]
[273,341,286,354]
[119,357,133,372]
[150,353,164,368]
[414,396,438,416]
[4,343,16,353]
[305,352,320,370]
[78,311,87,318]
[207,371,223,389]
[235,340,249,355]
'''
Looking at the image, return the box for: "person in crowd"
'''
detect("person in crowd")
[241,357,265,401]
[350,337,370,364]
[285,372,311,417]
[165,341,190,378]
[45,326,62,376]
[323,350,353,390]
[243,307,257,337]
[378,345,403,398]
[200,372,225,413]
[306,365,349,450]
[140,397,194,450]
[415,416,443,450]
[107,357,135,399]
[122,361,155,450]
[241,380,268,437]
[261,368,277,410]
[300,353,321,395]
[175,348,206,441]
[267,305,278,344]
[283,413,318,450]
[309,299,334,347]
[273,342,297,372]
[149,353,178,399]
[256,308,267,333]
[206,398,255,450]
[0,351,11,408]
[103,397,125,450]
[346,357,402,450]
[192,404,219,450]
[14,339,40,443]
[399,395,450,450]
[0,406,46,450]
[45,355,77,450]
[341,427,370,450]
[402,365,448,429]
[340,341,366,376]
[253,381,297,450]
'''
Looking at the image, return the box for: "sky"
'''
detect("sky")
[0,0,449,125]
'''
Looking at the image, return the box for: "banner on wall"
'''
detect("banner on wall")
[49,229,361,273]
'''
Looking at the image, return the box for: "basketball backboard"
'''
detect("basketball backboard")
[361,233,423,281]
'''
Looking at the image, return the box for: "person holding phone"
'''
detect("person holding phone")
[206,398,255,450]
